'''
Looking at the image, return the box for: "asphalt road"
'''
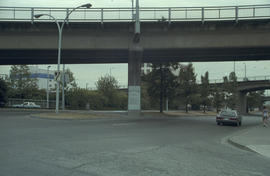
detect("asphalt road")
[0,111,269,176]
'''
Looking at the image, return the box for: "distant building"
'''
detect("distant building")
[28,66,56,90]
[0,74,8,80]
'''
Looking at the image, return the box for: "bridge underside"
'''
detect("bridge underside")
[1,20,270,65]
[1,47,270,65]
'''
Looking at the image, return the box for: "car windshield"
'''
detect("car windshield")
[220,111,236,117]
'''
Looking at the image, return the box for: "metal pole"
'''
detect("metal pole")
[166,97,169,111]
[135,0,140,34]
[62,64,65,110]
[46,66,51,109]
[56,23,62,113]
[34,3,92,114]
[234,61,235,73]
[131,0,134,20]
[244,63,246,78]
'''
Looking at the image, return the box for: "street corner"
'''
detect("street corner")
[228,125,270,158]
[247,145,270,158]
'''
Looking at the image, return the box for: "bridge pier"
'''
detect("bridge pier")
[237,91,247,114]
[128,44,143,117]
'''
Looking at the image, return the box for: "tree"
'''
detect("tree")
[96,74,120,108]
[212,84,225,113]
[247,91,264,112]
[223,72,238,109]
[0,78,8,107]
[177,63,197,113]
[200,71,210,113]
[9,65,39,99]
[143,62,179,113]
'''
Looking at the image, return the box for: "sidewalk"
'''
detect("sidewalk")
[228,125,270,158]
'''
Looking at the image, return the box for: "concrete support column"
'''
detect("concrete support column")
[128,44,143,117]
[237,91,247,114]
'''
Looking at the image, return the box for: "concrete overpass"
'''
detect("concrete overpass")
[1,19,270,65]
[209,79,270,114]
[1,5,270,115]
[262,96,270,102]
[237,80,270,114]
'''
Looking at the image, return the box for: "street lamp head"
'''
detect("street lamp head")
[34,14,44,19]
[80,3,92,8]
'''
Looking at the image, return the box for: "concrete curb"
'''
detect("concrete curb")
[227,125,262,155]
[29,112,129,121]
[227,137,256,153]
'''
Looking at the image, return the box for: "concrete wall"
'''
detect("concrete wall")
[1,20,270,64]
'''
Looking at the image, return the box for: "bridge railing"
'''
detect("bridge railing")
[0,4,270,23]
[197,75,270,84]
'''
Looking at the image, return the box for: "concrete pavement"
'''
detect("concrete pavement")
[1,111,269,176]
[32,110,270,159]
[229,124,270,158]
[30,110,270,159]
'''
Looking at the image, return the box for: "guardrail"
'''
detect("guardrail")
[198,75,270,84]
[0,4,270,23]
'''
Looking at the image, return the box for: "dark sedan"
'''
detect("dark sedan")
[216,110,242,126]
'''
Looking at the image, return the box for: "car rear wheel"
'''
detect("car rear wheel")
[217,122,220,125]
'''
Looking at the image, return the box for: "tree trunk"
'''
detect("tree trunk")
[185,99,188,113]
[203,104,206,113]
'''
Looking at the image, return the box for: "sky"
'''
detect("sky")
[0,0,270,89]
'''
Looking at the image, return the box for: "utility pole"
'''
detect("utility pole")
[62,64,65,110]
[244,64,246,78]
[134,0,140,34]
[46,66,51,109]
[131,0,134,20]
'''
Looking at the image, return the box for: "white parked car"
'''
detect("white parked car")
[12,102,41,108]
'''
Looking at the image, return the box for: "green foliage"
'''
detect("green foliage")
[141,81,155,110]
[8,65,40,99]
[247,91,264,111]
[95,74,124,109]
[200,71,210,112]
[96,74,119,94]
[223,72,238,109]
[177,63,197,112]
[0,78,8,106]
[66,88,106,110]
[143,62,179,112]
[212,84,225,112]
[60,74,128,110]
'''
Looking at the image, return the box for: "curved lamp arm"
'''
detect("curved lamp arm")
[62,3,92,29]
[34,14,61,33]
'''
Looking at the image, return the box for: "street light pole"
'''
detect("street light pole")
[243,63,247,78]
[131,0,134,20]
[135,0,140,34]
[46,66,51,109]
[62,64,65,110]
[34,3,92,113]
